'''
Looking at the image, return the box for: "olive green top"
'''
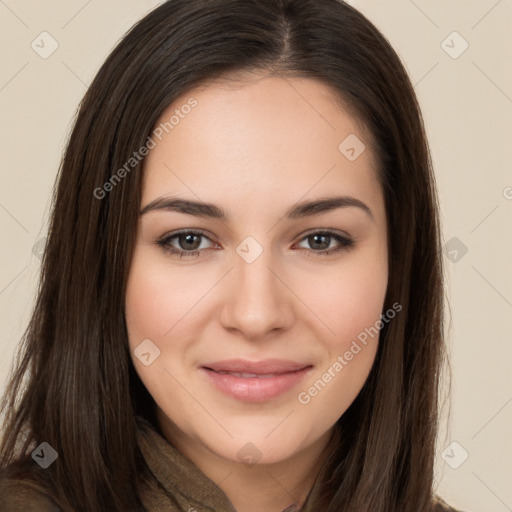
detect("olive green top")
[0,417,466,511]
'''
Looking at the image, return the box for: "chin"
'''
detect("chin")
[203,428,312,466]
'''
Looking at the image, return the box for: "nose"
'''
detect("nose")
[219,246,295,340]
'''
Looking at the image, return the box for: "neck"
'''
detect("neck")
[157,412,333,512]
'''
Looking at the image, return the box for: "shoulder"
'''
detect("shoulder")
[0,467,61,512]
[432,494,467,512]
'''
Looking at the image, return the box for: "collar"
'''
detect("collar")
[137,416,299,512]
[136,416,301,512]
[137,416,236,511]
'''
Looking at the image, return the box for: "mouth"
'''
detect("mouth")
[207,371,292,378]
[200,359,313,403]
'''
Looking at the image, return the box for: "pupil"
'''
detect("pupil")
[311,234,329,250]
[180,234,199,250]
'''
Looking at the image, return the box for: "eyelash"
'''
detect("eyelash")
[156,228,355,259]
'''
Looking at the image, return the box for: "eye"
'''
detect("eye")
[156,229,217,259]
[295,229,354,256]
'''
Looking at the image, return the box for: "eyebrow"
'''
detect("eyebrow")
[139,195,374,222]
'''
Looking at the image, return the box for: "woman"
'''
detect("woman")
[0,0,465,511]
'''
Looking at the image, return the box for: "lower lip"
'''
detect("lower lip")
[201,367,312,403]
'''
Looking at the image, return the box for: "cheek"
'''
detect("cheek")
[125,266,173,343]
[304,252,388,350]
[124,252,203,420]
[124,247,225,405]
[293,252,387,417]
[125,250,210,343]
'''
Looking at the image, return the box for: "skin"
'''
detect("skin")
[125,74,388,512]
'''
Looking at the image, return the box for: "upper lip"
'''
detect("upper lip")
[201,359,311,375]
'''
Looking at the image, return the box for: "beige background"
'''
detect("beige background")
[0,1,511,510]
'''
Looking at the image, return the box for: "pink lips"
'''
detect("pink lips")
[200,358,313,403]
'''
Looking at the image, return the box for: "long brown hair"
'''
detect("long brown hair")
[0,0,446,510]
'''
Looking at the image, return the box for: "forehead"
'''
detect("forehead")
[141,75,381,216]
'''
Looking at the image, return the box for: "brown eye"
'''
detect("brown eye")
[156,229,215,258]
[176,233,202,251]
[307,233,332,250]
[296,230,354,256]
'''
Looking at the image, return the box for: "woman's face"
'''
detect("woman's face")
[125,75,388,466]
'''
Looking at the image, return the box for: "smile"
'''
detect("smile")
[200,363,313,403]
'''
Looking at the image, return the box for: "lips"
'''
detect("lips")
[201,358,309,375]
[200,359,313,402]
[211,371,282,378]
